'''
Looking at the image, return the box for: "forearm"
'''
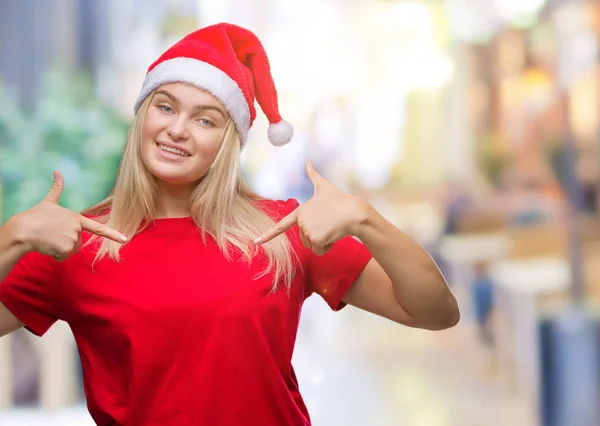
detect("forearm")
[0,215,30,284]
[354,203,459,328]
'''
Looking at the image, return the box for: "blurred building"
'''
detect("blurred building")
[0,0,199,115]
[0,0,109,109]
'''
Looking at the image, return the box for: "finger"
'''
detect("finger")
[50,250,68,263]
[320,243,334,256]
[255,209,299,245]
[72,237,82,255]
[299,229,333,256]
[305,159,327,192]
[299,230,311,250]
[59,241,80,262]
[45,170,64,204]
[308,239,333,256]
[80,216,128,243]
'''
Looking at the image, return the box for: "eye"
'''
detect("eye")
[197,118,215,128]
[158,104,173,114]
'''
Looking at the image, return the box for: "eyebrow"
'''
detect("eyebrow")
[155,89,227,119]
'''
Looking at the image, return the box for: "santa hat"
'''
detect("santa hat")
[134,23,293,147]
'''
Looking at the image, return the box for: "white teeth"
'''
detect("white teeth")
[158,144,190,157]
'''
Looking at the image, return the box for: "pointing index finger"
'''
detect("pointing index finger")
[255,209,299,245]
[80,216,128,243]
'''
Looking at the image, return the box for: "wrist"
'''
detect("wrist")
[5,213,34,255]
[349,198,377,238]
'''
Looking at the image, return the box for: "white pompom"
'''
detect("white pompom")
[267,120,293,146]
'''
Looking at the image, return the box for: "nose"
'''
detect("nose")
[167,116,190,141]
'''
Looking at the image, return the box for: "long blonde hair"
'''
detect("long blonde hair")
[82,92,297,291]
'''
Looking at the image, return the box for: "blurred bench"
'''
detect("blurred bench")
[440,216,600,425]
[490,257,569,420]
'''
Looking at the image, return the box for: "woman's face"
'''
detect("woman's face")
[140,82,230,186]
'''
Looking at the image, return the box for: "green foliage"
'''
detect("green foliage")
[0,71,129,221]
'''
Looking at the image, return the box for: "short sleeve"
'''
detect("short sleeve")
[305,235,372,311]
[260,197,373,311]
[0,252,63,336]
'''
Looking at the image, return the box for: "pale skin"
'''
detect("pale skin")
[257,160,460,331]
[0,82,459,339]
[0,171,127,336]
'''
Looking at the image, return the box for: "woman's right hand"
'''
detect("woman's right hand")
[12,171,127,262]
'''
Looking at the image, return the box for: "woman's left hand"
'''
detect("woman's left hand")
[255,160,370,255]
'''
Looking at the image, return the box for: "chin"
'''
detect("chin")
[153,171,201,186]
[144,164,201,186]
[155,175,195,186]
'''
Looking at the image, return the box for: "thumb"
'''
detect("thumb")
[45,170,64,204]
[306,159,325,191]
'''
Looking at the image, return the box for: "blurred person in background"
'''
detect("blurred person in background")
[0,23,458,426]
[471,261,495,347]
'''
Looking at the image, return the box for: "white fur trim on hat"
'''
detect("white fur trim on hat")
[134,57,251,144]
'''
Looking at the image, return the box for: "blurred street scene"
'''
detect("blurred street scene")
[2,0,600,425]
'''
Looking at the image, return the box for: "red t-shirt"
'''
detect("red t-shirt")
[0,198,372,426]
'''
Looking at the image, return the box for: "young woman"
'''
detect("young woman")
[0,23,458,426]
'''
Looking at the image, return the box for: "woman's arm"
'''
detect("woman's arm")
[0,217,28,337]
[0,171,127,338]
[342,204,459,330]
[257,160,459,330]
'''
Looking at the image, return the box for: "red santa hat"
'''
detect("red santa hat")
[134,23,293,147]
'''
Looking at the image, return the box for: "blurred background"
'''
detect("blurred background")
[1,0,600,425]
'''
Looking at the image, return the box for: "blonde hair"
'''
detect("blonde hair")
[82,92,297,291]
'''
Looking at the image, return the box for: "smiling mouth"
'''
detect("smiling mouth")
[156,143,191,157]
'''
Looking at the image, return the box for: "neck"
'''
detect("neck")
[154,181,194,219]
